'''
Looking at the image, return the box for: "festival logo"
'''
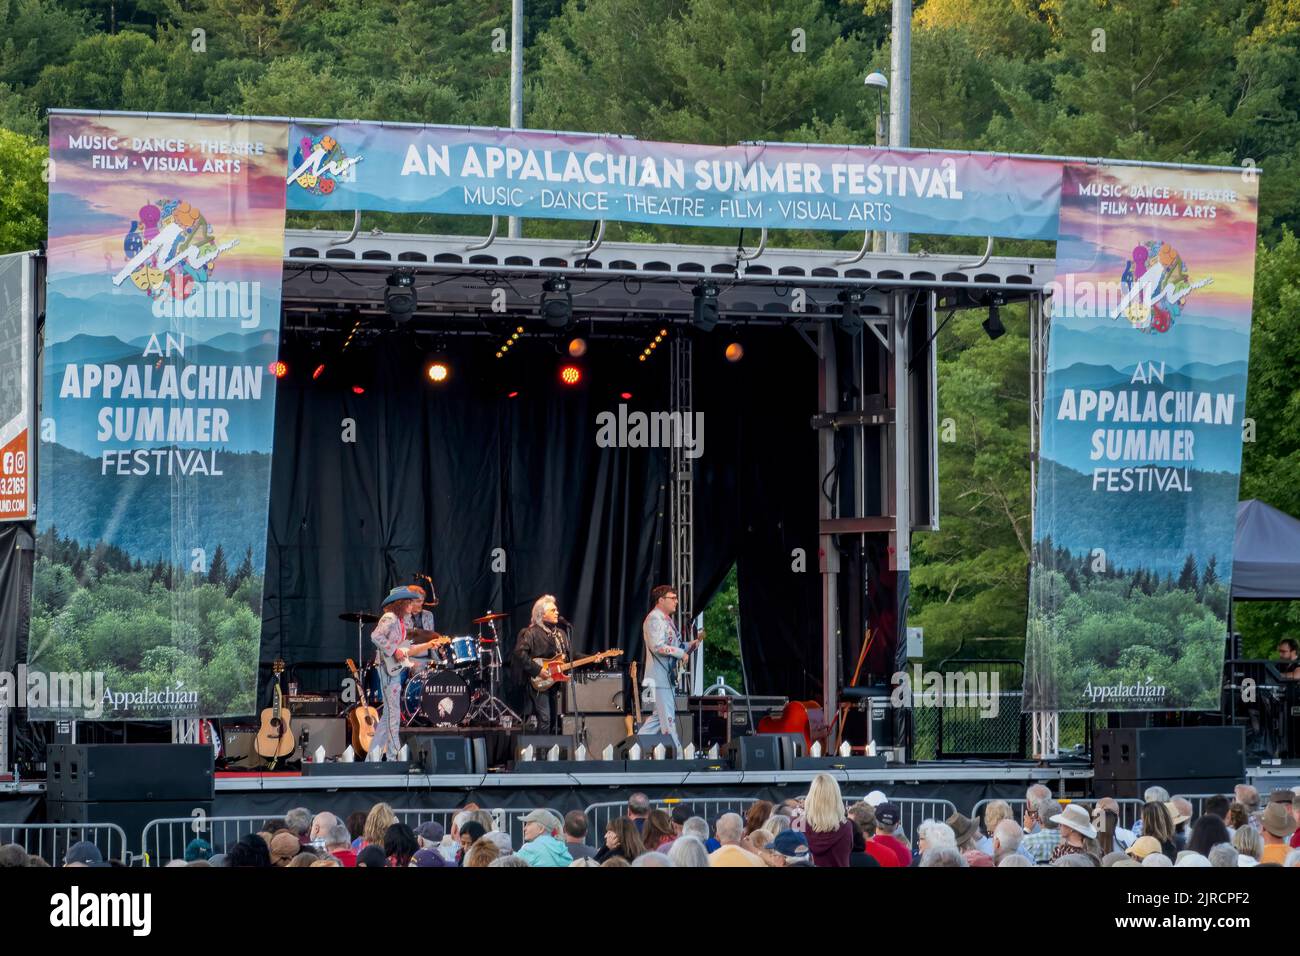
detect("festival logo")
[113,199,238,300]
[287,132,361,194]
[1112,240,1212,334]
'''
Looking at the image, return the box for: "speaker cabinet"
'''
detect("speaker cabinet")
[46,744,213,802]
[410,736,487,774]
[516,735,577,760]
[1093,727,1245,782]
[294,717,349,760]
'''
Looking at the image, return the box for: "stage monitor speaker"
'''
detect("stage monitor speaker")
[1093,726,1245,782]
[616,734,678,758]
[411,736,486,774]
[726,734,785,771]
[46,744,213,802]
[294,717,348,761]
[516,735,577,760]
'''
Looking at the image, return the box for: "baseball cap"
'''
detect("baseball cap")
[865,790,888,807]
[410,847,447,867]
[522,809,561,832]
[874,802,900,827]
[64,841,105,866]
[771,831,810,861]
[415,821,445,843]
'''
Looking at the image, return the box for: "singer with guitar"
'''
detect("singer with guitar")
[512,594,572,733]
[371,586,447,759]
[637,585,702,751]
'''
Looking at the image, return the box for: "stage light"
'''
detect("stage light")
[836,288,864,335]
[638,354,646,362]
[541,276,573,328]
[312,364,327,380]
[269,360,288,378]
[691,281,720,331]
[620,391,633,400]
[983,295,1006,340]
[507,391,519,399]
[725,342,745,362]
[559,364,582,386]
[384,268,418,319]
[426,361,450,384]
[351,385,365,395]
[568,337,588,357]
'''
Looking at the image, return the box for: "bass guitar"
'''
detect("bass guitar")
[531,649,623,691]
[344,657,378,755]
[254,660,295,765]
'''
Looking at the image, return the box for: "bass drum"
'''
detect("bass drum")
[409,671,472,727]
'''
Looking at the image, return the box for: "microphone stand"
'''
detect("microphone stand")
[562,619,587,751]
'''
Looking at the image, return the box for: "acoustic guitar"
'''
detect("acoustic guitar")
[344,657,378,755]
[255,660,295,764]
[531,649,623,691]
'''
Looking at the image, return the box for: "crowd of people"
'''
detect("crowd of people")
[5,776,1300,869]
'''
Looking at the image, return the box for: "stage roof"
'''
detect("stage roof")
[1233,499,1300,600]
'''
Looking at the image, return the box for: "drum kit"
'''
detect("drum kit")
[337,608,522,729]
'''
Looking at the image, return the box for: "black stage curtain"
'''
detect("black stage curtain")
[264,325,821,706]
[0,523,33,674]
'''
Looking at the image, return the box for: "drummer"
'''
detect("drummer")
[402,580,446,671]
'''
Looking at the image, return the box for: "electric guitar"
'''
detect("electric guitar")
[531,649,623,691]
[344,658,378,755]
[254,660,295,764]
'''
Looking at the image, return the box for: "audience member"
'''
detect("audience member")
[667,835,710,868]
[517,810,573,867]
[595,817,645,864]
[708,813,764,867]
[563,810,597,860]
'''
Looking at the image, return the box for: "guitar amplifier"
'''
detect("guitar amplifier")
[287,693,341,717]
[567,672,627,713]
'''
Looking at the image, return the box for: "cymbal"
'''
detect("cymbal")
[471,611,509,624]
[339,611,379,624]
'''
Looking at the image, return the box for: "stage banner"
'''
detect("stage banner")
[1025,164,1259,712]
[285,122,1063,240]
[0,252,34,522]
[31,114,288,718]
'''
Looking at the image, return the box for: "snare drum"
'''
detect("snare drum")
[448,635,479,666]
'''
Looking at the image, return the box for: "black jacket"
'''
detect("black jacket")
[512,623,571,680]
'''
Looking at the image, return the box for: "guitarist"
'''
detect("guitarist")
[511,594,571,733]
[371,586,443,759]
[637,585,701,751]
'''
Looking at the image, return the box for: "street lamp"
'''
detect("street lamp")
[864,71,889,252]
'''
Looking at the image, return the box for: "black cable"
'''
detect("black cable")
[909,306,958,373]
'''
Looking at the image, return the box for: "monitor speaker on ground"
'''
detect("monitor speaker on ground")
[410,736,486,774]
[726,734,786,771]
[294,717,348,760]
[561,714,628,756]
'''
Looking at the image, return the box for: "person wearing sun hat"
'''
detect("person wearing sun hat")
[1048,803,1097,863]
[1259,802,1298,865]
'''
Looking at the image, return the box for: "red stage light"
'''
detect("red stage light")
[620,391,633,400]
[312,364,326,380]
[507,391,519,399]
[351,385,365,395]
[269,361,288,378]
[559,365,582,386]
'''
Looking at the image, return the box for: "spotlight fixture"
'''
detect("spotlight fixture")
[725,342,745,363]
[541,276,573,328]
[982,294,1006,340]
[496,325,525,359]
[269,360,289,379]
[692,281,720,332]
[559,364,582,386]
[568,337,588,357]
[836,289,865,335]
[426,361,450,384]
[620,391,633,401]
[385,268,418,319]
[312,364,327,381]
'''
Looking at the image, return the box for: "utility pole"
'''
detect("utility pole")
[887,0,911,255]
[508,0,524,239]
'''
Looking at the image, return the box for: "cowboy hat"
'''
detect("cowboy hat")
[1050,803,1098,839]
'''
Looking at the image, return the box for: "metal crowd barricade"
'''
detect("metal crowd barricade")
[584,797,758,847]
[141,814,280,866]
[0,822,130,867]
[392,807,562,853]
[970,797,1147,832]
[846,796,958,845]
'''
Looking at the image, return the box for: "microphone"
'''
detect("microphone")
[557,615,572,629]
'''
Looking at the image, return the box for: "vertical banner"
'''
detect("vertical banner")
[32,115,288,718]
[0,252,34,521]
[1026,163,1259,712]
